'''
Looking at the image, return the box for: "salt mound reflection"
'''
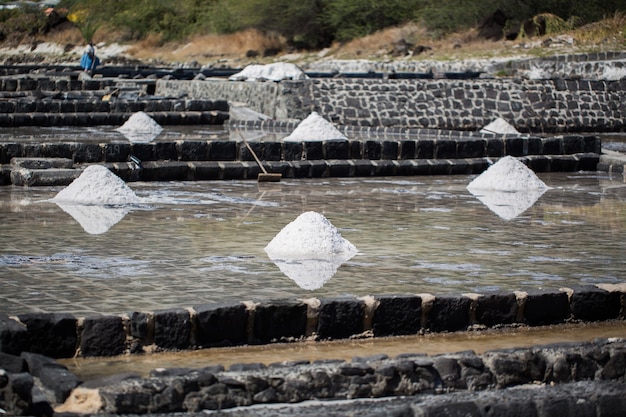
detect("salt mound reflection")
[55,203,129,234]
[467,188,547,220]
[267,253,356,290]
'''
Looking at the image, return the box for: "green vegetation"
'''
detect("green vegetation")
[2,0,625,48]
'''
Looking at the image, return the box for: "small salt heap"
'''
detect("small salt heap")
[479,117,520,135]
[265,211,358,290]
[52,165,139,234]
[283,112,348,142]
[467,156,547,191]
[229,63,309,82]
[53,165,139,205]
[467,156,548,220]
[116,111,163,143]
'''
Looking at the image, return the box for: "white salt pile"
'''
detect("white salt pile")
[265,211,357,257]
[479,117,520,135]
[467,156,548,220]
[116,111,163,143]
[52,165,139,205]
[283,112,348,142]
[467,156,547,191]
[229,63,309,82]
[264,211,358,290]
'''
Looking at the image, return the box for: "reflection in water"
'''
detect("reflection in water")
[468,187,548,220]
[0,173,624,315]
[266,252,357,290]
[55,203,130,234]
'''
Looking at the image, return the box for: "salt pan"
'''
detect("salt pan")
[479,117,520,135]
[467,156,547,191]
[52,165,139,205]
[116,111,163,143]
[265,211,358,290]
[229,63,309,82]
[283,112,348,142]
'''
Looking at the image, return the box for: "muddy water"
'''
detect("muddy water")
[60,321,626,381]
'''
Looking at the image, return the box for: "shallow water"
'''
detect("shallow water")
[60,321,626,381]
[1,172,624,316]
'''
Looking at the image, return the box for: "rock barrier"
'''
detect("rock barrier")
[1,285,623,360]
[0,133,602,186]
[1,336,625,415]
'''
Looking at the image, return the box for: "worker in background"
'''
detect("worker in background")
[80,41,100,76]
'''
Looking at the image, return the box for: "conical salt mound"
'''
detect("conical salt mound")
[467,156,547,191]
[480,117,520,135]
[265,211,357,258]
[117,111,163,134]
[52,165,139,205]
[283,112,348,142]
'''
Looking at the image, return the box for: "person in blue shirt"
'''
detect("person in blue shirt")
[80,41,100,76]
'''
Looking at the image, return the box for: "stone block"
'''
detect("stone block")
[154,142,178,160]
[376,159,399,175]
[195,302,248,347]
[562,135,584,154]
[523,289,569,325]
[372,295,422,337]
[348,141,362,158]
[324,140,349,159]
[153,308,191,350]
[16,313,77,359]
[0,142,21,164]
[131,143,156,161]
[190,161,222,180]
[0,352,26,373]
[317,297,364,340]
[73,143,103,163]
[283,142,303,160]
[36,361,81,403]
[434,139,457,159]
[178,141,209,161]
[4,372,34,416]
[219,161,246,180]
[104,142,131,162]
[416,139,434,159]
[129,311,152,346]
[542,137,562,154]
[475,293,518,327]
[304,141,324,160]
[569,285,621,322]
[351,160,374,176]
[457,138,486,158]
[381,141,399,159]
[486,138,504,157]
[426,296,471,332]
[504,137,526,156]
[208,141,236,161]
[400,140,416,159]
[0,314,28,355]
[264,142,282,161]
[253,300,307,344]
[327,160,351,177]
[80,315,126,357]
[363,140,382,159]
[140,161,189,181]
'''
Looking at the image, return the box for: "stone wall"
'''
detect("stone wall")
[158,77,626,133]
[1,285,623,360]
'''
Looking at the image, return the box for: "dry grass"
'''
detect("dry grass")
[127,29,286,64]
